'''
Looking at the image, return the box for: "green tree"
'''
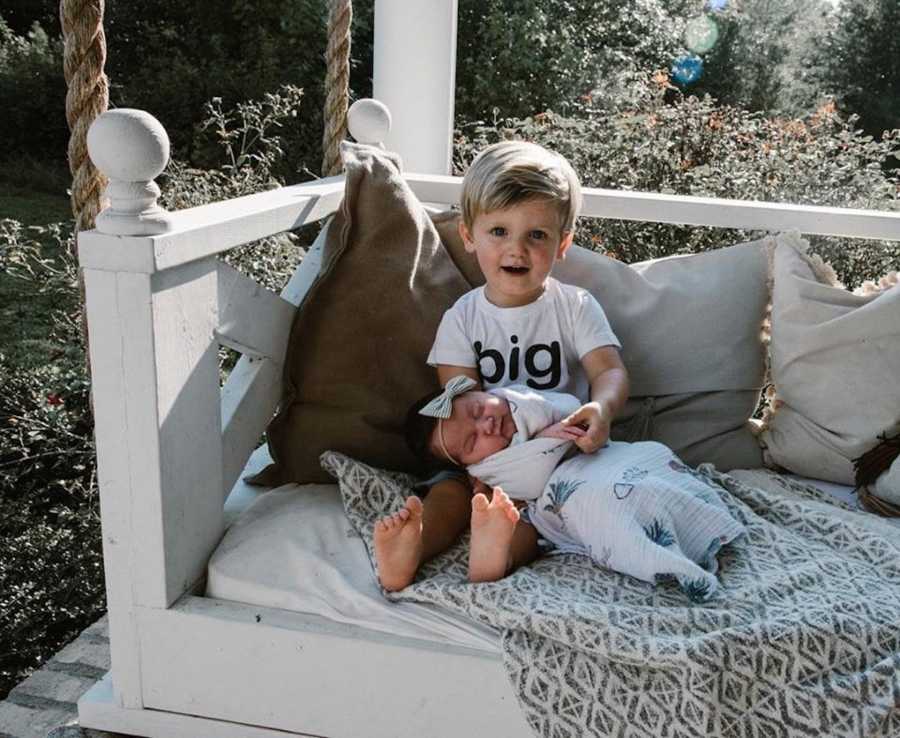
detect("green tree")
[809,0,900,141]
[455,0,686,121]
[685,0,831,113]
[0,15,67,163]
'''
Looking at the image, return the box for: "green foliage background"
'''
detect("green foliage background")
[5,0,896,183]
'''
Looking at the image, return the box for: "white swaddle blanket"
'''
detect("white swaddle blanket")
[468,387,745,601]
[468,387,581,501]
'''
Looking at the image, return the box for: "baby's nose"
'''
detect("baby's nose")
[478,415,496,434]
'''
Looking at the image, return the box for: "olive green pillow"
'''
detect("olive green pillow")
[251,144,470,485]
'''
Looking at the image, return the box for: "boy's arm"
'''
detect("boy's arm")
[437,364,481,387]
[563,346,630,453]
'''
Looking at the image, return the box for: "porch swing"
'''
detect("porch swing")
[67,1,900,737]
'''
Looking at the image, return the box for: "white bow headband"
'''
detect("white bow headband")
[419,374,478,465]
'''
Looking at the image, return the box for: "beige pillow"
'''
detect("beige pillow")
[437,213,770,469]
[760,233,900,484]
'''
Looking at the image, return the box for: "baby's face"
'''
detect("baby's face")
[430,391,516,466]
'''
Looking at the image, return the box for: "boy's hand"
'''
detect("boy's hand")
[536,422,587,443]
[562,402,610,454]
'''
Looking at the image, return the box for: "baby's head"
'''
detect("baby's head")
[406,387,515,469]
[459,141,582,307]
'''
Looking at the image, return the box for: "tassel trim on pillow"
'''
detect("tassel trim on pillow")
[757,231,846,437]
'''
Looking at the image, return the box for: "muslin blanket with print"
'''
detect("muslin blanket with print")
[320,450,900,738]
[469,386,745,601]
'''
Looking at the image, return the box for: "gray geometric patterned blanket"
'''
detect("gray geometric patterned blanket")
[320,452,900,738]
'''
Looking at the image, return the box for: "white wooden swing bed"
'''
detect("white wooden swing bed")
[74,3,900,736]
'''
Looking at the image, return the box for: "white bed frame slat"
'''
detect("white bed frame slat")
[78,177,345,274]
[218,226,330,497]
[220,356,282,497]
[135,596,528,738]
[215,261,296,362]
[82,269,149,709]
[404,173,900,241]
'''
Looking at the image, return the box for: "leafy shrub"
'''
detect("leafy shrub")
[0,220,103,700]
[456,0,686,120]
[454,75,900,287]
[159,84,310,294]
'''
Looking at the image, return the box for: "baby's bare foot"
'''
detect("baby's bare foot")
[469,487,520,583]
[374,496,424,592]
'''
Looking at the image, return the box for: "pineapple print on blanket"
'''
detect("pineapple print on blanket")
[542,478,585,531]
[527,440,746,602]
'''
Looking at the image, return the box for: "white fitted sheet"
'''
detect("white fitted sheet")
[210,447,501,654]
[209,448,876,653]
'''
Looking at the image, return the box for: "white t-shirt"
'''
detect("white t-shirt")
[427,277,620,402]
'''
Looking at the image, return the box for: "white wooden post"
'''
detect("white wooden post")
[373,0,457,174]
[83,110,225,708]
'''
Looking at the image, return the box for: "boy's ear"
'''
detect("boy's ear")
[557,231,575,260]
[459,220,476,254]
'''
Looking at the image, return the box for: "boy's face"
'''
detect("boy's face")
[429,391,516,466]
[460,197,574,308]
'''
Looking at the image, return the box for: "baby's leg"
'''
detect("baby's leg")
[469,488,523,583]
[374,478,471,591]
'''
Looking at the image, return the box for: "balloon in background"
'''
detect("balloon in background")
[671,55,704,85]
[685,15,719,54]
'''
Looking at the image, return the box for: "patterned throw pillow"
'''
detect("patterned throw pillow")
[760,233,900,484]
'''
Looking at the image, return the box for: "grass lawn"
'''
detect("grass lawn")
[0,183,75,371]
[0,183,72,226]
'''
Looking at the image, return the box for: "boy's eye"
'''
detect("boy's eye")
[489,227,506,237]
[530,230,547,240]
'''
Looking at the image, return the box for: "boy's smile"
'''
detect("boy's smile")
[460,197,574,308]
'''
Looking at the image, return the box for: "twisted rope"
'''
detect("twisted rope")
[321,0,352,176]
[60,0,109,232]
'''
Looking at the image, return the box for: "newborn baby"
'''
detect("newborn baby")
[422,380,745,602]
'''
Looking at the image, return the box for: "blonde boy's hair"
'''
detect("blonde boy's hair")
[460,140,582,233]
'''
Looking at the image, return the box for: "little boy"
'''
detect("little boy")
[374,140,629,590]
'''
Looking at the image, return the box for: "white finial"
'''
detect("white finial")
[347,99,392,147]
[87,109,173,235]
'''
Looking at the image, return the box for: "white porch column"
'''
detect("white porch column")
[373,0,458,175]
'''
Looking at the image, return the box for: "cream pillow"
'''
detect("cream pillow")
[760,233,900,484]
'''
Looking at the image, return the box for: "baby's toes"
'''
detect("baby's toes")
[472,493,490,513]
[405,495,424,517]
